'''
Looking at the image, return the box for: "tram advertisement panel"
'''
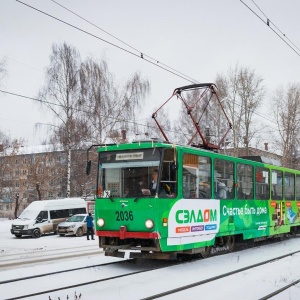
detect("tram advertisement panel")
[167,199,220,246]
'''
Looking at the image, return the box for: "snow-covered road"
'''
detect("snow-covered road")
[1,219,300,300]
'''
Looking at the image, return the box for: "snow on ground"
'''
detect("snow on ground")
[1,218,300,299]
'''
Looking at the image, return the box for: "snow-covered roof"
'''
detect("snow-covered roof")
[1,144,64,156]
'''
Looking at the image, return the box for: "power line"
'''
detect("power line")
[16,0,198,84]
[240,0,300,58]
[0,89,168,133]
[50,0,199,84]
[0,88,285,137]
[251,0,300,53]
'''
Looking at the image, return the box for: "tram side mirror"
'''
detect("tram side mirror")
[86,160,91,175]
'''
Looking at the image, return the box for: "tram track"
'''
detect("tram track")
[4,247,300,300]
[2,235,300,299]
[0,244,102,269]
[141,249,300,300]
[2,259,178,300]
[259,279,300,300]
[0,259,131,285]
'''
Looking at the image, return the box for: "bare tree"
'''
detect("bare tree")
[145,108,172,141]
[0,57,7,87]
[80,57,150,143]
[79,57,116,144]
[38,42,82,197]
[171,86,229,147]
[173,89,209,144]
[26,152,66,200]
[273,84,300,168]
[216,65,265,155]
[238,67,265,154]
[122,71,150,136]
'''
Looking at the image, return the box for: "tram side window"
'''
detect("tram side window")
[296,175,300,200]
[160,148,177,197]
[271,170,283,200]
[183,154,211,199]
[214,159,234,199]
[256,167,270,200]
[237,163,253,200]
[284,172,295,200]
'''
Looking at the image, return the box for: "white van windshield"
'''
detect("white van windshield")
[18,210,39,220]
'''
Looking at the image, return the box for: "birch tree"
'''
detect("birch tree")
[273,84,300,168]
[38,42,82,197]
[216,65,265,155]
[80,59,150,144]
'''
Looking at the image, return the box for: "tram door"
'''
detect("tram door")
[272,202,285,226]
[271,170,284,226]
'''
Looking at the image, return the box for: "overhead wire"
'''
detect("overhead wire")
[0,88,284,138]
[240,0,300,57]
[0,89,176,135]
[50,0,199,84]
[10,1,289,140]
[251,0,300,53]
[16,0,198,84]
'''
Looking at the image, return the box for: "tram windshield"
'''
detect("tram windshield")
[97,148,177,198]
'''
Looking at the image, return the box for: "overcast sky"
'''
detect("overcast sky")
[1,0,300,148]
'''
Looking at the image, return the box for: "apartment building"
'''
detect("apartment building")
[0,145,96,218]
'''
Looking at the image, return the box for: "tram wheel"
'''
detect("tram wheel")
[225,235,235,252]
[201,246,212,258]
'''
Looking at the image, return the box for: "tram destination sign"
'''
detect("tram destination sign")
[116,152,144,160]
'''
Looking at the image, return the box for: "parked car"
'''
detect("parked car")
[11,198,87,238]
[57,214,88,237]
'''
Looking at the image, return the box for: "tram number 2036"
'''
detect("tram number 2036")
[115,210,134,221]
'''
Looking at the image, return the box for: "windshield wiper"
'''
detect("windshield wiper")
[104,190,114,202]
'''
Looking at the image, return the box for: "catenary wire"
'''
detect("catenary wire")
[0,89,284,137]
[16,0,198,84]
[240,0,300,57]
[251,0,300,53]
[8,2,289,139]
[50,0,199,84]
[13,0,288,127]
[0,89,177,135]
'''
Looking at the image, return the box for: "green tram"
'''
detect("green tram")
[87,140,300,260]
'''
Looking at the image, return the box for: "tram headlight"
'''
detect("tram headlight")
[97,218,105,227]
[145,219,154,229]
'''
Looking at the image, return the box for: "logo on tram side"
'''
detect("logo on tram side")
[175,208,217,233]
[167,199,220,246]
[175,209,217,224]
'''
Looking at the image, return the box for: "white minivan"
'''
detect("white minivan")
[10,198,87,238]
